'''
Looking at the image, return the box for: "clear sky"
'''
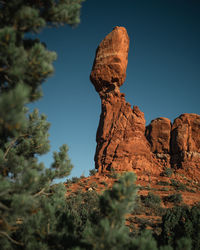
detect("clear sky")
[28,0,200,179]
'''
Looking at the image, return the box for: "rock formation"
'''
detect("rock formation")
[90,26,200,181]
[171,114,200,155]
[90,27,162,178]
[145,117,171,154]
[145,118,172,169]
[146,114,200,181]
[90,26,129,95]
[170,114,200,180]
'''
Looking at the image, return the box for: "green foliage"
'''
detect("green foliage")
[159,204,200,249]
[82,173,138,250]
[140,192,165,216]
[0,0,84,248]
[71,176,81,183]
[131,196,146,215]
[157,181,170,186]
[51,189,100,249]
[0,84,30,139]
[139,185,151,190]
[106,167,123,179]
[161,167,173,177]
[163,193,183,204]
[141,192,161,207]
[91,182,98,189]
[89,168,97,176]
[170,179,187,191]
[100,181,107,187]
[0,0,84,102]
[129,230,158,250]
[176,237,192,250]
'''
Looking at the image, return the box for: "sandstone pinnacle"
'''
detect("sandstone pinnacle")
[90,27,162,177]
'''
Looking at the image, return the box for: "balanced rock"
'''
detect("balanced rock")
[91,27,162,177]
[90,26,129,95]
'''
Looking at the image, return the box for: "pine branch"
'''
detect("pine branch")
[0,231,24,246]
[4,137,18,160]
[4,133,29,160]
[35,143,44,149]
[33,187,51,197]
[0,189,11,197]
[0,201,10,211]
[33,187,45,197]
[0,216,18,231]
[4,75,12,83]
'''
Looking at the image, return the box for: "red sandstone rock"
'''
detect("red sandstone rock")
[91,27,162,177]
[90,27,200,182]
[171,113,200,154]
[94,93,162,176]
[170,114,200,177]
[90,26,129,94]
[145,117,171,154]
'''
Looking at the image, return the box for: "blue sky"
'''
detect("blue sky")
[29,0,200,179]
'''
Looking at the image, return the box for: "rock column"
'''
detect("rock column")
[90,27,162,176]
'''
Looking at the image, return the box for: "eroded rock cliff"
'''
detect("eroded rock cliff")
[90,26,200,181]
[146,114,200,181]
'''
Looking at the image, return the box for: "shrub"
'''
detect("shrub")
[176,237,192,250]
[55,189,101,249]
[159,204,200,249]
[129,230,158,250]
[157,181,170,186]
[100,181,107,186]
[163,193,183,204]
[131,196,146,215]
[141,192,161,207]
[82,173,138,250]
[161,167,173,177]
[91,182,98,189]
[71,176,80,183]
[170,179,187,191]
[106,167,121,179]
[138,185,151,190]
[140,192,165,216]
[89,168,97,176]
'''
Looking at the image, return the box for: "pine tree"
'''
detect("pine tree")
[82,173,139,250]
[0,1,84,249]
[159,204,200,249]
